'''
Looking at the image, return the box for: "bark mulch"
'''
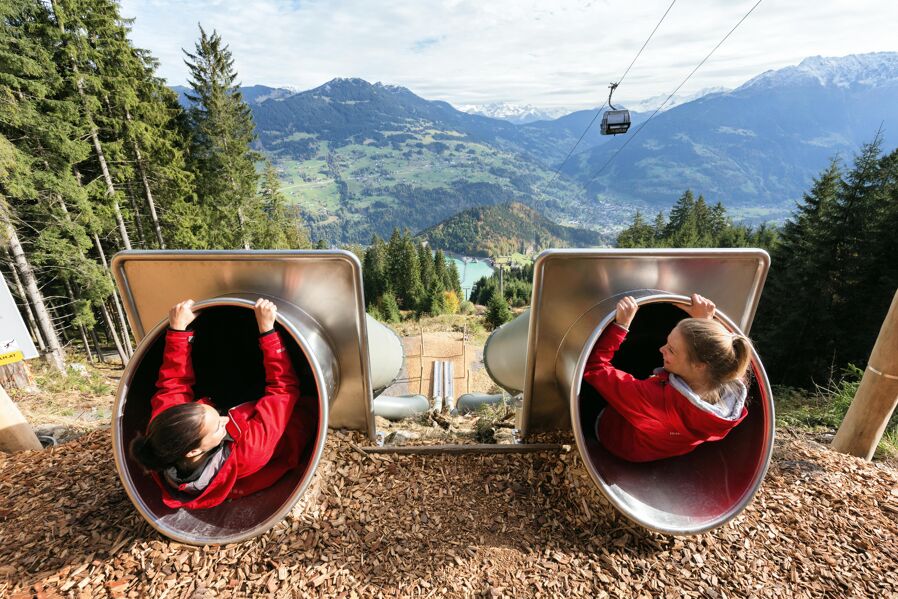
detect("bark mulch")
[1,429,896,598]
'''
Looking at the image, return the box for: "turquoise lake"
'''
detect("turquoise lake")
[449,256,494,299]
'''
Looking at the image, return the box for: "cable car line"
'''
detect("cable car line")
[614,0,678,89]
[584,0,764,187]
[538,0,677,197]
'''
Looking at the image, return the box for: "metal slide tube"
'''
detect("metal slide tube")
[482,309,530,393]
[564,293,774,534]
[483,291,775,535]
[365,314,404,396]
[112,294,336,545]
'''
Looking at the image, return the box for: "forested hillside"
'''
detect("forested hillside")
[0,0,307,371]
[419,202,607,257]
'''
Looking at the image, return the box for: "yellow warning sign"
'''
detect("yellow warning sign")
[0,350,24,366]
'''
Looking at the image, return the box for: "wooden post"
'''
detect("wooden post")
[418,325,425,395]
[0,382,42,452]
[832,289,898,459]
[0,361,36,391]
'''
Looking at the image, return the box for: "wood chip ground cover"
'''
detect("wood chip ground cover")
[1,430,896,598]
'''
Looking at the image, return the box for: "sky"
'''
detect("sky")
[120,0,898,111]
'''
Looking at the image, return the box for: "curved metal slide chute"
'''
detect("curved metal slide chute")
[110,251,403,545]
[483,249,774,535]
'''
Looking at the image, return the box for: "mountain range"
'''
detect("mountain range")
[562,53,898,221]
[172,52,898,244]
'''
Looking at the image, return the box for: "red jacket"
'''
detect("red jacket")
[583,324,747,462]
[148,329,315,509]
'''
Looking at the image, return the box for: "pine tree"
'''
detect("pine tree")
[256,163,310,248]
[830,134,887,363]
[753,160,841,384]
[50,0,136,251]
[485,289,513,329]
[183,26,261,249]
[376,292,401,323]
[617,210,655,247]
[418,242,435,292]
[433,249,451,291]
[425,283,447,316]
[447,259,463,294]
[386,230,424,310]
[362,235,389,306]
[665,190,700,247]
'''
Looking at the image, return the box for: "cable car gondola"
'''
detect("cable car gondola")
[600,82,630,135]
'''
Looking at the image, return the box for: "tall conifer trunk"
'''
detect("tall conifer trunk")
[51,0,132,250]
[92,233,133,358]
[64,279,94,363]
[126,109,166,248]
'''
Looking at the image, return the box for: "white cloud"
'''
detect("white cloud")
[120,0,898,110]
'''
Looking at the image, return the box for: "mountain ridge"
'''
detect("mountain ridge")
[418,202,608,257]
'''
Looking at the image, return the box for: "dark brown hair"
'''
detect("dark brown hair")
[676,318,754,402]
[129,403,207,471]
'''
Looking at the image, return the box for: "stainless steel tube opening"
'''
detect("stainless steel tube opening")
[566,293,775,534]
[112,295,335,545]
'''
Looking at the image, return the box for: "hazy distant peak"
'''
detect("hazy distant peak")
[620,87,730,113]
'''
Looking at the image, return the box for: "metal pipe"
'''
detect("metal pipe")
[371,394,430,420]
[456,393,505,415]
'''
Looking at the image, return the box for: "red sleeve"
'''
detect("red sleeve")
[149,330,196,421]
[582,324,666,426]
[233,331,301,465]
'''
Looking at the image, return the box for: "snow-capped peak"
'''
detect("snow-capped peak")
[456,103,571,124]
[740,52,898,90]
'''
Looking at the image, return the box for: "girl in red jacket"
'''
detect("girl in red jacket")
[130,298,314,510]
[583,294,753,462]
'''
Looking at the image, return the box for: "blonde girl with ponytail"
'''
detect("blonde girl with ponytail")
[583,293,753,462]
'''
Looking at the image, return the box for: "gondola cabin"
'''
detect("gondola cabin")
[600,109,631,135]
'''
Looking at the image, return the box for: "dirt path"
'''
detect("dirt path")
[383,330,495,398]
[1,430,896,598]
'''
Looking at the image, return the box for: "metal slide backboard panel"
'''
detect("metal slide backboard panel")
[111,250,372,431]
[523,249,770,433]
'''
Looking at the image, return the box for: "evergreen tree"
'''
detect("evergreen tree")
[425,282,447,316]
[447,259,463,294]
[388,230,424,310]
[375,292,401,323]
[753,161,841,384]
[652,211,666,240]
[362,235,388,306]
[418,242,435,292]
[617,210,654,248]
[433,249,451,291]
[183,26,261,249]
[829,134,886,362]
[256,163,310,248]
[485,289,513,329]
[665,190,700,247]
